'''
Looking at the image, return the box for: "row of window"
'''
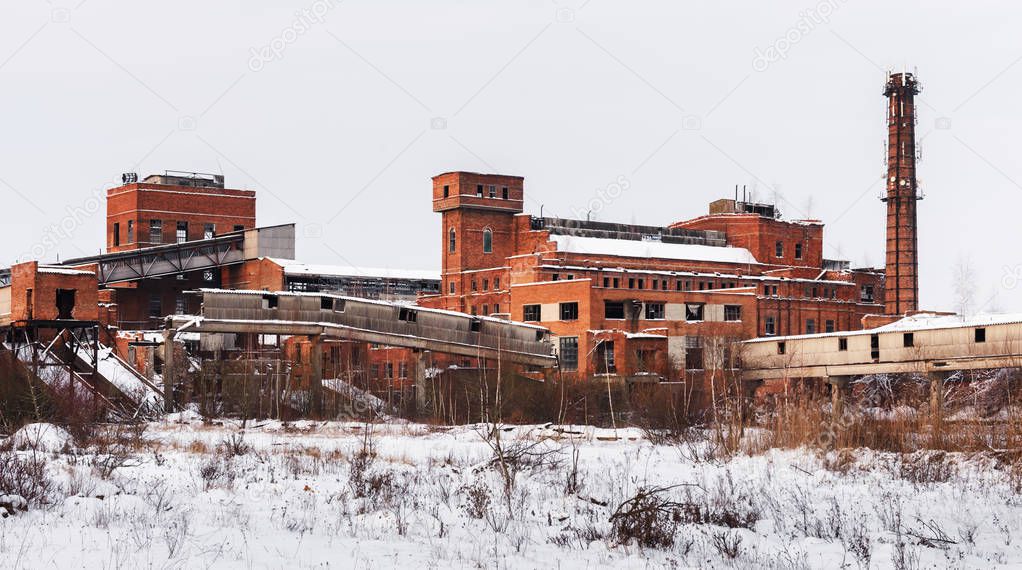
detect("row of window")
[522,301,742,323]
[113,220,244,247]
[448,228,494,254]
[470,276,500,292]
[590,274,743,291]
[763,317,837,336]
[370,362,409,379]
[776,328,988,355]
[470,303,500,316]
[441,184,511,201]
[775,241,805,260]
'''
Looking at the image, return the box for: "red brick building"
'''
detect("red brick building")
[420,171,885,380]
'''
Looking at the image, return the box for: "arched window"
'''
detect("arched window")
[482,228,493,253]
[448,228,456,252]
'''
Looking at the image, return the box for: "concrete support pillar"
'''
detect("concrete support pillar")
[309,336,323,418]
[827,375,851,420]
[162,330,175,413]
[414,351,429,415]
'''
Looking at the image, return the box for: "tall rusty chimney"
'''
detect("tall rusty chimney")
[882,71,921,315]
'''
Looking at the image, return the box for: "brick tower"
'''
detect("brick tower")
[882,72,921,315]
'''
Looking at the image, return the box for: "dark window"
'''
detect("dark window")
[838,338,848,351]
[724,305,742,321]
[399,307,417,322]
[811,287,818,298]
[652,279,658,290]
[552,274,559,281]
[806,319,816,334]
[825,320,835,333]
[483,228,493,253]
[262,294,279,309]
[613,278,619,288]
[443,185,450,198]
[795,242,803,260]
[449,281,456,294]
[471,280,477,292]
[676,280,682,291]
[488,185,496,198]
[685,303,704,322]
[399,362,407,378]
[637,279,644,290]
[502,187,509,199]
[775,241,784,258]
[55,289,75,320]
[113,222,120,247]
[204,223,215,239]
[975,328,986,343]
[523,304,541,321]
[494,277,500,289]
[559,337,579,371]
[176,221,188,243]
[483,278,489,290]
[148,295,162,318]
[566,274,574,280]
[870,334,880,360]
[449,228,456,252]
[470,318,481,331]
[604,301,625,319]
[150,220,163,244]
[560,302,579,321]
[765,316,776,336]
[628,278,635,289]
[233,225,244,232]
[482,304,489,315]
[861,285,875,303]
[385,363,394,379]
[321,297,333,310]
[596,340,615,374]
[777,341,786,355]
[603,277,610,288]
[645,302,665,320]
[493,303,499,313]
[476,184,483,197]
[661,279,668,290]
[903,332,914,347]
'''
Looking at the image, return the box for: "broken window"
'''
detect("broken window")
[150,219,163,244]
[635,349,654,373]
[870,334,880,360]
[483,228,493,253]
[399,307,417,322]
[765,316,776,336]
[684,303,704,322]
[838,338,848,351]
[777,341,786,355]
[596,340,616,374]
[262,294,279,309]
[488,185,496,198]
[204,223,215,239]
[127,220,134,243]
[861,285,875,303]
[559,302,579,321]
[476,184,483,197]
[604,301,625,319]
[645,302,665,320]
[523,304,540,321]
[449,228,456,253]
[176,221,188,243]
[724,305,741,321]
[559,337,578,371]
[470,318,481,332]
[55,289,75,320]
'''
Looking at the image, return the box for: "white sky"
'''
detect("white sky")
[1,0,1020,313]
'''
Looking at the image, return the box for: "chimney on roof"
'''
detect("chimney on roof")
[882,71,922,315]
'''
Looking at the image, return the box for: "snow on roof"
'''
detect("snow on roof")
[266,258,439,281]
[38,266,95,276]
[549,235,758,265]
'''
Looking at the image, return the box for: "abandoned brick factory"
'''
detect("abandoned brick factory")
[1,72,1012,421]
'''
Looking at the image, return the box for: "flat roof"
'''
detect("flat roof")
[550,234,759,265]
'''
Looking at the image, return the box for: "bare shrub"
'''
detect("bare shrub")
[0,451,54,507]
[218,432,250,457]
[711,530,743,561]
[609,486,682,548]
[461,481,491,519]
[894,451,954,485]
[198,456,233,490]
[842,514,872,570]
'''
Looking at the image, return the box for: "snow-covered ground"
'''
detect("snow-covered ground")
[2,418,1021,569]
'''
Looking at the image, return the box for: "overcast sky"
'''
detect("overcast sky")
[1,1,1020,313]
